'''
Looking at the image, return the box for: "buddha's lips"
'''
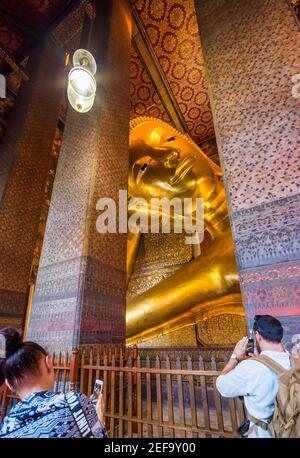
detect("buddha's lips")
[170,156,195,186]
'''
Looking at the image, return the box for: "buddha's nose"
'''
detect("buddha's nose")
[165,149,180,168]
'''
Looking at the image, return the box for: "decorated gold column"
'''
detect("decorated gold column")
[0,40,65,330]
[26,0,131,351]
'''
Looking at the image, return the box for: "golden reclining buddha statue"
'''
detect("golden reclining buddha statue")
[126,117,245,345]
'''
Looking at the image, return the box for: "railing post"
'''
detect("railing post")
[103,354,108,431]
[132,346,138,432]
[69,348,80,392]
[0,385,9,423]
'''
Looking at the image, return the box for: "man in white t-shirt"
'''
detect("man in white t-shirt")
[216,315,291,438]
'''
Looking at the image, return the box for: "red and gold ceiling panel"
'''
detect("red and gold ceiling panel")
[133,0,215,144]
[0,24,24,56]
[0,0,70,68]
[130,46,172,123]
[0,0,70,29]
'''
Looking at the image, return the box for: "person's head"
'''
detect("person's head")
[0,328,54,399]
[253,315,284,353]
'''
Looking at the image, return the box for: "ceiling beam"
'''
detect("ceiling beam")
[132,5,188,134]
[0,46,29,81]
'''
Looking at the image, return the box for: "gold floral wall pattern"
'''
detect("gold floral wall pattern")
[130,0,215,145]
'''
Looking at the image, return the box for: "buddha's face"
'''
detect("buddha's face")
[129,135,216,202]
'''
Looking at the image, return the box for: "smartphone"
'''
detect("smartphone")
[246,330,254,355]
[91,379,103,405]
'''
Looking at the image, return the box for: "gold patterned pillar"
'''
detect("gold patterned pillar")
[195,0,300,350]
[0,40,65,330]
[26,0,132,351]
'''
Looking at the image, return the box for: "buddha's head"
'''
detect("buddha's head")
[129,118,221,202]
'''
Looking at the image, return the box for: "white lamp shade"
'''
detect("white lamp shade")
[67,49,97,113]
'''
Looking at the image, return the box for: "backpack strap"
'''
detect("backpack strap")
[289,354,300,368]
[249,355,286,374]
[243,355,283,436]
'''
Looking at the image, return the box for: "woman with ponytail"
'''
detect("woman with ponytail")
[0,328,107,438]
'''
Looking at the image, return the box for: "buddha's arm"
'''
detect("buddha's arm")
[126,228,240,338]
[127,230,141,285]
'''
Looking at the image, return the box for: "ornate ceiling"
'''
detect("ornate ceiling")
[0,0,71,63]
[0,0,216,146]
[0,0,299,147]
[131,0,215,145]
[130,47,171,124]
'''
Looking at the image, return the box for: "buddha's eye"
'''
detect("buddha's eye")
[136,162,149,182]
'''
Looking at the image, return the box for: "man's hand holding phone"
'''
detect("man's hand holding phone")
[233,336,249,361]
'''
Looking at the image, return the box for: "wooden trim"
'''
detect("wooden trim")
[0,47,29,81]
[22,283,35,340]
[286,0,300,29]
[81,364,220,376]
[103,413,237,438]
